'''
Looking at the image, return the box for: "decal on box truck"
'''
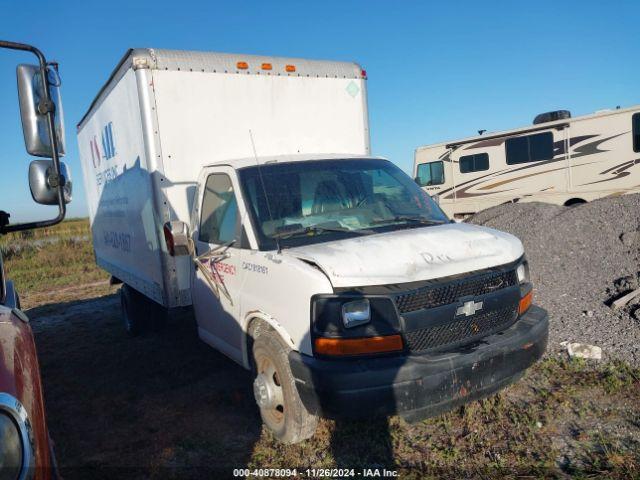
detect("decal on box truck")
[90,122,119,186]
[90,121,117,166]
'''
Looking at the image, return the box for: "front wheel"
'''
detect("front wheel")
[252,329,318,444]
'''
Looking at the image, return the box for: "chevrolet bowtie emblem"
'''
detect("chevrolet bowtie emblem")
[456,300,483,317]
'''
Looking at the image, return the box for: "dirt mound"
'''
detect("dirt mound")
[468,194,640,365]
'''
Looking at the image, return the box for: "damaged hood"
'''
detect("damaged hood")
[284,223,524,288]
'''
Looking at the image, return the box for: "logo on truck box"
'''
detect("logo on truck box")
[90,121,117,168]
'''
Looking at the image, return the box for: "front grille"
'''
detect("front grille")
[404,305,518,353]
[394,269,518,314]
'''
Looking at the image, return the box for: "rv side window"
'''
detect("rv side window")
[505,132,554,164]
[459,153,489,173]
[633,113,640,153]
[416,161,445,186]
[199,173,239,244]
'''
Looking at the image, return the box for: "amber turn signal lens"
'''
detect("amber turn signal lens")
[236,61,249,69]
[314,335,403,356]
[261,63,272,70]
[519,290,533,315]
[285,64,296,72]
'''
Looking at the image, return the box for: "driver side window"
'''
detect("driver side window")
[199,173,239,244]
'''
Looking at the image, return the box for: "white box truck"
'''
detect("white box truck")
[78,48,548,443]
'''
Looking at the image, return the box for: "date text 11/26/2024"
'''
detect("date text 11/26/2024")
[233,468,399,477]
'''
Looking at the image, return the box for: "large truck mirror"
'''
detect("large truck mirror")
[17,64,66,157]
[28,160,72,205]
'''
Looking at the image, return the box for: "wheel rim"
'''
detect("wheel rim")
[254,354,285,426]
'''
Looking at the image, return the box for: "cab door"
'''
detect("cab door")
[191,166,247,364]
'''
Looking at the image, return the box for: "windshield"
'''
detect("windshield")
[238,158,449,249]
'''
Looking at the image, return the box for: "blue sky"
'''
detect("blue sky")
[0,0,638,222]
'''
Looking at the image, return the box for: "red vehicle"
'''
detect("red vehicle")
[0,264,56,480]
[0,41,71,479]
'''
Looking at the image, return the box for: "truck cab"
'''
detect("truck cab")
[181,153,548,443]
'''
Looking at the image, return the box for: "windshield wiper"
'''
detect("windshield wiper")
[372,216,447,227]
[272,225,374,240]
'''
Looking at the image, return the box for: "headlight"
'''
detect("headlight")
[342,299,371,328]
[0,394,33,480]
[516,259,530,284]
[516,258,533,315]
[311,295,402,356]
[0,412,23,480]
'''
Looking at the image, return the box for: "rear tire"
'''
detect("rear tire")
[120,284,168,336]
[120,284,147,336]
[252,329,318,444]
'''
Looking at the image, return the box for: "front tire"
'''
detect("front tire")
[252,329,318,444]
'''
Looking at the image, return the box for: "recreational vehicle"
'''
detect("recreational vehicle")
[414,106,640,218]
[78,48,548,443]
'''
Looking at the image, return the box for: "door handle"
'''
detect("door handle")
[210,252,231,264]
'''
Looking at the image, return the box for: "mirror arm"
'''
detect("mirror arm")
[0,40,66,235]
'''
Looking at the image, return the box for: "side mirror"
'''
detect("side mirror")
[28,160,72,205]
[163,221,193,257]
[17,64,66,157]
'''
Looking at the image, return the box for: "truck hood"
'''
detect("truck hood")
[284,223,524,288]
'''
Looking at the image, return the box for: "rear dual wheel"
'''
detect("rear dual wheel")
[120,284,167,336]
[252,328,318,444]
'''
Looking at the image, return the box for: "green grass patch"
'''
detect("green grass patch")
[1,218,108,294]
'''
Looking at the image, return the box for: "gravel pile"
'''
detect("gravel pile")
[468,194,640,366]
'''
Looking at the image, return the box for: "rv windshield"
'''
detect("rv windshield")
[238,158,449,249]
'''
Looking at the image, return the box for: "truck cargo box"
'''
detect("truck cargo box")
[77,48,370,307]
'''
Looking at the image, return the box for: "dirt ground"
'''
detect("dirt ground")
[25,284,260,479]
[22,283,639,479]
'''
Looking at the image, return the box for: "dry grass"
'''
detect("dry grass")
[1,218,108,295]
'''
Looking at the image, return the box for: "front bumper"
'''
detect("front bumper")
[289,305,548,422]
